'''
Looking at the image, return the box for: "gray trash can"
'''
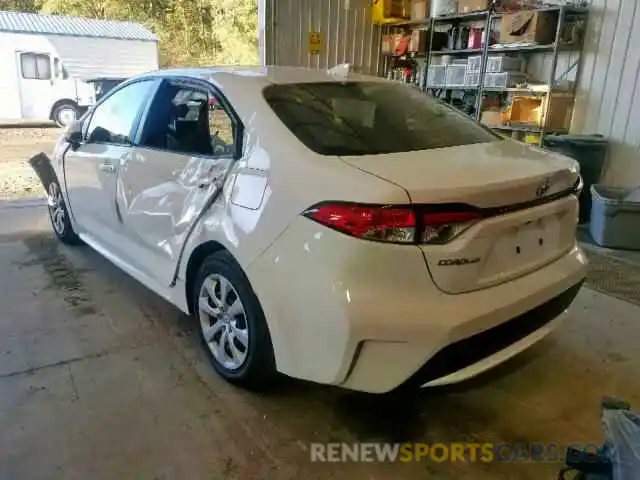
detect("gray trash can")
[543,134,608,223]
[589,185,640,250]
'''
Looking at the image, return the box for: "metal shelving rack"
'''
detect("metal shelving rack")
[421,9,492,117]
[401,2,590,146]
[379,18,430,86]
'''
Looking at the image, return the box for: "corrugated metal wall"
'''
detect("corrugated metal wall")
[264,0,383,75]
[48,36,158,79]
[263,0,640,187]
[572,0,640,187]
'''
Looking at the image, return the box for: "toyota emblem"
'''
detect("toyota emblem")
[536,177,551,198]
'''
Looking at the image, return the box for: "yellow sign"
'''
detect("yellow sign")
[309,31,322,54]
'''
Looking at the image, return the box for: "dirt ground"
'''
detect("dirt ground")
[0,127,59,200]
[1,129,640,479]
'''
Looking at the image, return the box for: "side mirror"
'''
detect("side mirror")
[64,121,84,149]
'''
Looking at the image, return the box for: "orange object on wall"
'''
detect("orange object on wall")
[395,35,411,55]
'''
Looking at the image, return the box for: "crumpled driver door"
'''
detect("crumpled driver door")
[115,147,232,286]
[113,81,241,287]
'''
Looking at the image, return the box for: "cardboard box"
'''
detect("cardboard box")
[381,0,410,18]
[481,109,505,127]
[372,0,410,24]
[411,0,429,20]
[458,0,488,14]
[507,95,574,130]
[508,97,542,125]
[545,96,574,130]
[381,34,394,54]
[409,29,428,53]
[499,11,557,45]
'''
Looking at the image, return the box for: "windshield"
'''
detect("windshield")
[263,81,498,156]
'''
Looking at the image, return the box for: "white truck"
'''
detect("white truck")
[0,10,158,126]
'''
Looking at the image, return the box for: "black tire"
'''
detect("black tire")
[47,179,82,245]
[193,251,277,390]
[52,101,78,127]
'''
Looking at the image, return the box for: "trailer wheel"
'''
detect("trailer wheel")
[52,101,78,127]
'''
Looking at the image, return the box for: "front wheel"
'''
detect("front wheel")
[47,181,81,245]
[52,102,78,127]
[193,251,277,390]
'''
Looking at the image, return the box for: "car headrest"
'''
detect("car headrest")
[172,103,190,118]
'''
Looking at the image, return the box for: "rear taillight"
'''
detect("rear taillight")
[302,202,480,245]
[303,202,416,243]
[419,210,482,244]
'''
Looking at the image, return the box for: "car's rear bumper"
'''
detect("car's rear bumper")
[348,279,583,392]
[247,217,588,393]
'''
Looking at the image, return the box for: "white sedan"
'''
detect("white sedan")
[30,66,588,393]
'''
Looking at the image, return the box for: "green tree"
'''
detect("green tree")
[0,0,42,12]
[33,0,258,66]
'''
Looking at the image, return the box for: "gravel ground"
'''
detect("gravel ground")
[0,128,59,200]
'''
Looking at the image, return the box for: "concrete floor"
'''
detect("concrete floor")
[1,202,640,479]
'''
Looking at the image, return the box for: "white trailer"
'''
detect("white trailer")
[0,10,158,126]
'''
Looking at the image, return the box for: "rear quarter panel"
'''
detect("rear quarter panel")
[178,82,410,279]
[176,84,412,376]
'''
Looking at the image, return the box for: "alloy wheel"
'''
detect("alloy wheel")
[48,182,66,235]
[198,273,249,370]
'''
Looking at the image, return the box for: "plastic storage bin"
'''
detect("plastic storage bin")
[431,0,457,17]
[486,55,523,73]
[589,185,640,250]
[467,55,482,72]
[483,72,527,88]
[445,64,467,86]
[464,71,480,86]
[543,134,608,223]
[427,65,447,87]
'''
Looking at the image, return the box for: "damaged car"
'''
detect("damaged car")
[30,66,588,393]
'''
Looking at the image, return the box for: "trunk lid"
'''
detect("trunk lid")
[341,140,581,294]
[341,140,579,207]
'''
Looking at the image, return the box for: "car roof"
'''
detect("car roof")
[138,65,384,90]
[87,77,126,82]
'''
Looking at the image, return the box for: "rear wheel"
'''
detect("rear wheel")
[48,180,81,245]
[193,251,276,389]
[52,101,78,127]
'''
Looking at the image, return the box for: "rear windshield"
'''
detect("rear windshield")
[263,81,498,156]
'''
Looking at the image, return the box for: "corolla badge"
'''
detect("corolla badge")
[438,257,481,266]
[536,177,551,198]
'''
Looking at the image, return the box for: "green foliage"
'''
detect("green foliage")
[0,0,42,12]
[1,0,258,67]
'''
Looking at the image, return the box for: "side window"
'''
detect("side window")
[53,58,63,80]
[86,81,155,145]
[209,99,235,151]
[20,52,51,80]
[139,82,236,157]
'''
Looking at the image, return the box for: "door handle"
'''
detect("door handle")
[99,162,115,174]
